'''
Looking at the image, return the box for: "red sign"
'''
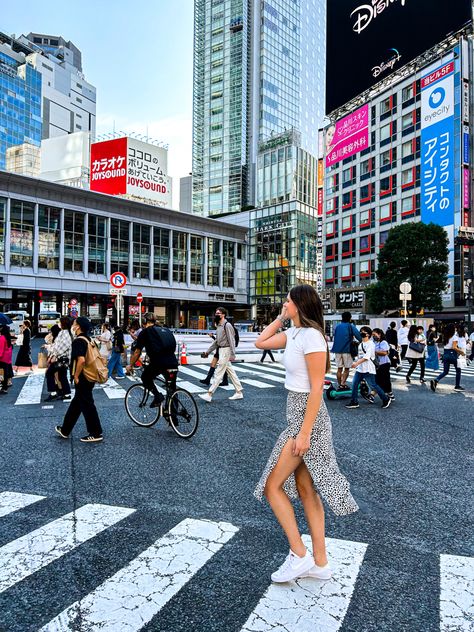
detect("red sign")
[421,62,454,89]
[70,298,78,306]
[137,292,143,303]
[317,189,323,216]
[90,138,127,195]
[110,272,127,289]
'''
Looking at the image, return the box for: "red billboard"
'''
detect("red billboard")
[90,138,127,195]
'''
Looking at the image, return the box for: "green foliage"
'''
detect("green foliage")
[366,222,449,315]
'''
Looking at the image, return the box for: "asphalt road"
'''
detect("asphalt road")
[0,340,472,632]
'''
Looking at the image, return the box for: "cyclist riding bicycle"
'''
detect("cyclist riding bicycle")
[126,312,178,409]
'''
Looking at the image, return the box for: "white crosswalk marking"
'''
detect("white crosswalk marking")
[0,503,135,594]
[241,536,368,632]
[232,365,285,383]
[40,518,239,632]
[252,363,286,376]
[102,377,127,399]
[440,553,474,631]
[179,365,209,380]
[0,492,45,518]
[175,380,206,394]
[14,373,45,405]
[240,378,275,389]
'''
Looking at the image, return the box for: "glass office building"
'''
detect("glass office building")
[0,47,42,169]
[192,0,326,217]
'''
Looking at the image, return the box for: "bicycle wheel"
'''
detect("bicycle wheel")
[125,384,160,427]
[166,388,199,438]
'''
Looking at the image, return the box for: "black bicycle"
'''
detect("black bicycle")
[125,368,199,439]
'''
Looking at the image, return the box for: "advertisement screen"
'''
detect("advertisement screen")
[325,104,369,167]
[126,138,172,207]
[420,56,455,226]
[90,138,127,195]
[326,0,472,114]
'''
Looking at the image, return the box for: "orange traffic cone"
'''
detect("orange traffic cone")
[180,343,188,365]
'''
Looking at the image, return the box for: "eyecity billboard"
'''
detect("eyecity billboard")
[90,137,172,207]
[326,0,472,114]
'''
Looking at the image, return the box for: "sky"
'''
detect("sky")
[2,0,194,205]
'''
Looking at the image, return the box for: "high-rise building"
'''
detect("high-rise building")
[192,0,326,218]
[0,32,42,170]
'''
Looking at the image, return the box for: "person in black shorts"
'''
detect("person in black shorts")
[126,312,178,409]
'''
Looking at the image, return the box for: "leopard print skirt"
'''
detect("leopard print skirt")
[254,391,359,516]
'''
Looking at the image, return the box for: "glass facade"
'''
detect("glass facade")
[173,231,187,283]
[0,50,42,169]
[111,219,130,277]
[64,210,84,272]
[38,205,60,270]
[132,224,151,280]
[10,199,35,268]
[153,227,169,282]
[250,201,318,307]
[88,215,107,275]
[207,238,220,286]
[0,197,5,265]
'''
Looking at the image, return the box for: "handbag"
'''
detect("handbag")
[37,351,48,369]
[347,324,358,358]
[15,333,24,346]
[457,354,467,369]
[409,341,425,354]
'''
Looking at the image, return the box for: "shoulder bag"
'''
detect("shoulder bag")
[348,324,359,359]
[409,341,426,354]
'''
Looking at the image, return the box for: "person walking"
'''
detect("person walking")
[199,307,243,402]
[44,317,73,402]
[469,329,474,361]
[0,325,14,394]
[398,320,410,362]
[405,325,426,384]
[371,328,394,401]
[199,333,229,387]
[260,348,276,363]
[330,312,361,390]
[430,323,466,392]
[385,321,401,372]
[14,319,33,373]
[43,324,61,401]
[426,324,440,371]
[97,323,112,360]
[254,284,358,583]
[345,326,392,409]
[55,317,103,443]
[108,324,125,379]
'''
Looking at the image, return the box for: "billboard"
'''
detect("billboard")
[325,104,369,167]
[90,137,172,207]
[420,57,455,226]
[326,0,472,113]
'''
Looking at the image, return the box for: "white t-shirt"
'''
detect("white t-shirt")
[453,333,467,352]
[282,327,327,392]
[398,326,410,345]
[355,340,377,374]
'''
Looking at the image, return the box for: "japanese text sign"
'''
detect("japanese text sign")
[325,104,369,168]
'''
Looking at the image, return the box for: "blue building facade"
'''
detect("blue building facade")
[0,49,42,169]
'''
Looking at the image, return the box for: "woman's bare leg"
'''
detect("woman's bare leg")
[264,439,306,556]
[294,463,328,566]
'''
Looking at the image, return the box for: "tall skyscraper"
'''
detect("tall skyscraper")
[192,0,326,218]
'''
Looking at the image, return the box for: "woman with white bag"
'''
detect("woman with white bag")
[430,324,466,392]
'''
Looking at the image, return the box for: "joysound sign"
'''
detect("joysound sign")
[326,0,472,114]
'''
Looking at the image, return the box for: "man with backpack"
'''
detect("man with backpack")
[126,312,178,410]
[55,317,104,443]
[331,312,362,390]
[199,307,243,403]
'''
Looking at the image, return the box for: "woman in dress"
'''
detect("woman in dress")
[254,284,358,583]
[426,324,440,371]
[14,320,33,373]
[405,325,426,384]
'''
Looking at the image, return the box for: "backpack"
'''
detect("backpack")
[225,321,239,347]
[77,336,108,384]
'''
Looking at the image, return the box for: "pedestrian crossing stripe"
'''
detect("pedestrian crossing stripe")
[241,535,368,632]
[39,518,238,632]
[0,503,135,594]
[0,493,473,631]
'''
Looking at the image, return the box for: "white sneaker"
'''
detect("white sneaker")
[271,549,314,583]
[199,393,213,402]
[301,563,332,580]
[228,392,243,400]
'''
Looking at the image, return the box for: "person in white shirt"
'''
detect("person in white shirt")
[398,320,410,361]
[345,326,392,409]
[431,323,465,392]
[97,323,112,359]
[254,284,358,584]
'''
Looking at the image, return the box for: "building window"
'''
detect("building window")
[402,112,413,130]
[88,215,107,275]
[223,241,235,287]
[341,263,352,280]
[326,197,336,214]
[380,97,391,114]
[173,231,187,283]
[380,203,392,221]
[10,200,35,268]
[379,230,389,247]
[326,220,337,238]
[38,205,60,270]
[360,235,372,253]
[342,215,353,233]
[402,196,414,214]
[207,238,220,285]
[380,176,394,196]
[132,224,150,280]
[342,239,353,257]
[342,191,353,208]
[360,209,372,228]
[380,123,391,141]
[342,168,352,184]
[360,159,371,176]
[402,140,413,158]
[110,219,129,276]
[402,167,415,187]
[63,210,85,272]
[190,235,203,285]
[402,85,414,102]
[360,260,371,277]
[153,227,169,281]
[325,266,336,282]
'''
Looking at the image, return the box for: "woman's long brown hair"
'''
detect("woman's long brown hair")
[289,284,331,373]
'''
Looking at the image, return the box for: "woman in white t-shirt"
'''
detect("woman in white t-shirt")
[431,323,465,392]
[254,284,358,584]
[97,323,112,359]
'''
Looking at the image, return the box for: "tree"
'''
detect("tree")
[365,222,449,315]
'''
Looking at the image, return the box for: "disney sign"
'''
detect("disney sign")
[351,0,408,35]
